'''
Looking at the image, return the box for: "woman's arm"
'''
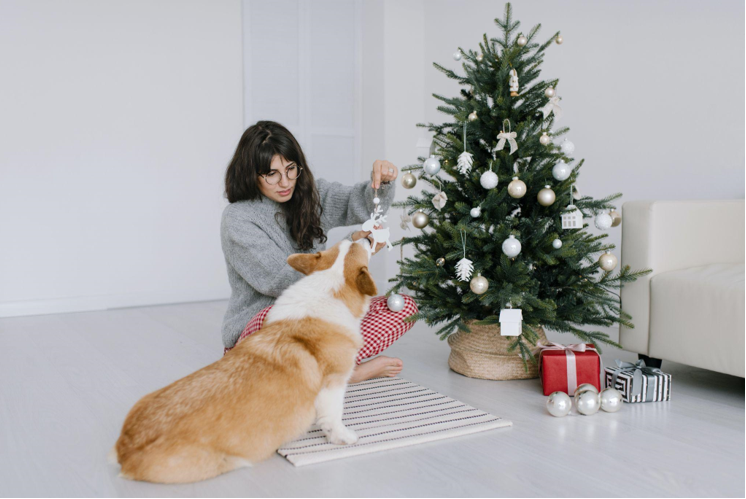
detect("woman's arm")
[316,177,396,231]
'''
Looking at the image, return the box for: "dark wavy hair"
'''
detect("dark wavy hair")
[224,121,326,251]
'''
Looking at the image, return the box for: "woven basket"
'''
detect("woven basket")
[447,321,547,381]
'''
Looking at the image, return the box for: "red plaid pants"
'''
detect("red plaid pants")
[224,295,417,364]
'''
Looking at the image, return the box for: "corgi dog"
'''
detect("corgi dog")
[110,239,376,483]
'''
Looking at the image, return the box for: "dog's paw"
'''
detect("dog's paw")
[327,426,358,445]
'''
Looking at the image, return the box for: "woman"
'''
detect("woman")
[220,121,417,383]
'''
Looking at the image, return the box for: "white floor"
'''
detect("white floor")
[0,300,743,497]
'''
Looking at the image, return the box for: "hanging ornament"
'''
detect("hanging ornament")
[401,172,417,189]
[361,194,393,252]
[480,169,498,190]
[502,234,522,258]
[412,210,429,229]
[545,87,556,98]
[546,391,572,417]
[470,206,481,218]
[560,138,575,155]
[595,211,613,230]
[476,52,484,62]
[562,205,584,229]
[436,257,445,267]
[538,185,556,206]
[508,177,527,198]
[495,119,518,155]
[552,238,563,249]
[399,213,411,230]
[600,388,623,413]
[455,231,474,282]
[556,35,564,45]
[470,273,489,295]
[516,34,528,46]
[552,160,571,181]
[453,50,462,61]
[599,251,618,271]
[423,155,441,176]
[541,95,563,120]
[386,293,405,312]
[509,69,519,96]
[572,184,581,200]
[456,123,474,175]
[468,111,478,122]
[539,132,551,146]
[432,191,448,211]
[609,209,622,227]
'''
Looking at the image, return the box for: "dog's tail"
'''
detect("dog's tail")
[107,446,119,466]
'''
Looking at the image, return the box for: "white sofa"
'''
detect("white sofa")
[619,200,745,377]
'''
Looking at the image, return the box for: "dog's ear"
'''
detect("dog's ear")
[287,252,321,275]
[355,266,378,296]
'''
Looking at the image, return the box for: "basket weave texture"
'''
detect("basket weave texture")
[447,320,547,381]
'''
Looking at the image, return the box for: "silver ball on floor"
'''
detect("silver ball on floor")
[387,293,405,312]
[546,391,572,417]
[600,388,624,413]
[575,390,601,416]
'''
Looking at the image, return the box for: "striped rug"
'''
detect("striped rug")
[277,376,512,466]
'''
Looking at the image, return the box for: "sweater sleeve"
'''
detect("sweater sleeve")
[222,217,303,298]
[316,177,396,231]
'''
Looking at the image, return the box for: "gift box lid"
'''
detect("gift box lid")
[499,309,522,322]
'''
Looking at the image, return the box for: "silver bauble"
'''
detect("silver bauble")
[502,235,522,258]
[560,138,575,155]
[436,257,445,267]
[609,210,622,227]
[470,207,481,218]
[453,50,462,61]
[539,132,551,145]
[538,185,556,207]
[575,390,601,416]
[508,177,527,198]
[600,388,624,413]
[595,211,613,230]
[556,35,564,45]
[401,172,417,189]
[599,252,618,271]
[480,170,499,189]
[387,293,405,312]
[469,274,489,294]
[517,35,528,46]
[412,210,429,229]
[468,111,478,122]
[476,53,484,62]
[552,160,571,181]
[546,391,572,417]
[545,87,556,98]
[423,155,441,176]
[552,238,562,249]
[575,383,599,395]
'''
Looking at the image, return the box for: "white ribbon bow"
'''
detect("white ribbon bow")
[495,131,518,155]
[432,191,448,211]
[541,95,562,120]
[535,341,603,395]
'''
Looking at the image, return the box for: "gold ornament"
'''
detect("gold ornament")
[508,177,527,198]
[538,185,556,206]
[470,273,489,294]
[610,209,622,227]
[468,111,478,122]
[545,87,556,98]
[517,34,528,46]
[556,35,564,45]
[539,132,551,145]
[599,251,618,271]
[401,172,417,189]
[412,210,429,229]
[476,53,484,62]
[436,257,445,267]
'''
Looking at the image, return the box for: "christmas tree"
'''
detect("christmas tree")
[391,3,651,365]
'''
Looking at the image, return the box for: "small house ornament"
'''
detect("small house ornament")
[499,307,523,336]
[561,205,583,229]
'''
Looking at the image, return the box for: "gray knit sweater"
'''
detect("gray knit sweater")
[220,178,396,348]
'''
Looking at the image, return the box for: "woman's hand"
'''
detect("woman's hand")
[351,230,386,255]
[371,160,398,189]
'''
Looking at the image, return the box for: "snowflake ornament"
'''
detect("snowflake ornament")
[456,151,473,175]
[455,257,474,282]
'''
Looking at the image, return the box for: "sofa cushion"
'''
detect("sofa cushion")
[649,263,744,377]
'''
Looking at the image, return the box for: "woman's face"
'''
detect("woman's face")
[258,154,298,203]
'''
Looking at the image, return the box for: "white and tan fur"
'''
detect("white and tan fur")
[110,239,376,483]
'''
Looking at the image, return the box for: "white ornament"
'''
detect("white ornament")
[541,95,563,120]
[455,258,474,282]
[502,235,522,258]
[373,197,380,204]
[552,160,571,181]
[599,251,618,271]
[509,69,519,96]
[399,213,411,231]
[552,238,562,249]
[516,34,527,46]
[453,50,462,61]
[600,388,624,413]
[546,391,572,417]
[480,170,498,189]
[556,35,564,45]
[423,155,441,176]
[499,307,522,336]
[361,205,393,252]
[560,138,575,155]
[470,207,482,218]
[561,205,583,229]
[595,211,613,230]
[496,128,518,155]
[538,185,556,206]
[545,87,556,98]
[456,151,473,175]
[469,274,489,294]
[576,383,599,395]
[432,191,448,211]
[468,111,478,122]
[412,210,429,229]
[575,390,601,416]
[539,132,551,146]
[387,293,405,312]
[476,53,484,62]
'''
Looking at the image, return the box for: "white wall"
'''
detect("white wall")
[0,0,243,317]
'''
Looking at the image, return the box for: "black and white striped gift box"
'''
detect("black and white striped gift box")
[604,367,672,403]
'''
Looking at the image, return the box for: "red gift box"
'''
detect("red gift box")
[538,342,602,396]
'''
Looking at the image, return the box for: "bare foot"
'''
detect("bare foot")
[349,356,403,384]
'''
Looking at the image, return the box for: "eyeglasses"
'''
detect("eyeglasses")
[259,165,303,185]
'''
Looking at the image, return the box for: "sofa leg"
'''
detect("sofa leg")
[638,354,662,369]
